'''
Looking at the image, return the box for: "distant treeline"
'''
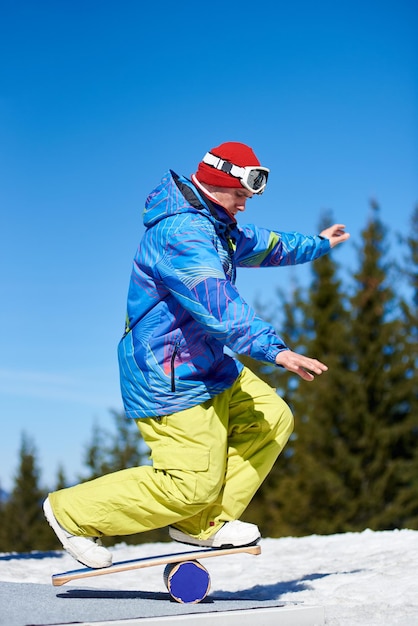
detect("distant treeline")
[0,203,417,552]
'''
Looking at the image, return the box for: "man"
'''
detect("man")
[44,142,350,568]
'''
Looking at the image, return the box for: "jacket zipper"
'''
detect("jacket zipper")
[170,342,180,392]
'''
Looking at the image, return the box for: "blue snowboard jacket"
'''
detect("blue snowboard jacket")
[118,170,331,418]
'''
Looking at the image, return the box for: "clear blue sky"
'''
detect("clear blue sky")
[1,1,417,492]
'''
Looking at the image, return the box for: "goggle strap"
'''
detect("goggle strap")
[202,152,246,179]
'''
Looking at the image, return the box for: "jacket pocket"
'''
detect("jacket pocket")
[151,445,210,503]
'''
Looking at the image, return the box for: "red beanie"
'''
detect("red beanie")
[195,141,261,188]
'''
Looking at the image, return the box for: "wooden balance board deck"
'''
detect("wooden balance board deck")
[52,544,261,587]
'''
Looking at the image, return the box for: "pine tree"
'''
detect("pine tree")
[0,433,56,551]
[395,205,418,528]
[347,202,417,530]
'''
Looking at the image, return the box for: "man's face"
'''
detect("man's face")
[206,186,254,218]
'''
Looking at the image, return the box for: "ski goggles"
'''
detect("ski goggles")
[202,152,270,194]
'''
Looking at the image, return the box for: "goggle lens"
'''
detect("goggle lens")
[246,169,269,192]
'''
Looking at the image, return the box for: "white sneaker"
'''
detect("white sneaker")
[169,520,260,548]
[43,497,112,568]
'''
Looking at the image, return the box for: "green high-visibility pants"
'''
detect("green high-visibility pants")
[49,367,294,540]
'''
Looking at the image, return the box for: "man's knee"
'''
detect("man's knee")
[268,395,294,448]
[279,400,294,433]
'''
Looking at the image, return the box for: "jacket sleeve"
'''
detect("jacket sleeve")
[154,217,288,364]
[234,223,331,267]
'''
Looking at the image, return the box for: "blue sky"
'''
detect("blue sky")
[1,0,417,492]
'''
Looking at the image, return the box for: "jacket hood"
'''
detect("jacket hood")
[143,170,212,228]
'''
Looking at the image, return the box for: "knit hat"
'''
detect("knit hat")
[195,141,261,188]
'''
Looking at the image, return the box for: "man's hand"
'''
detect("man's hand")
[320,224,350,248]
[276,350,328,381]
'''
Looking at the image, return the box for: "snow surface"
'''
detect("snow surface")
[0,529,417,625]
